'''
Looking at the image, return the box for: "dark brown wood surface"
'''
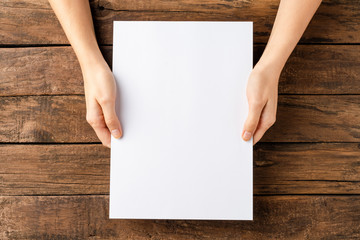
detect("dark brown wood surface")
[1,143,360,196]
[0,0,359,239]
[1,0,360,44]
[1,195,360,239]
[1,95,359,143]
[1,45,360,96]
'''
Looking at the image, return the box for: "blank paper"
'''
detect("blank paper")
[110,21,253,220]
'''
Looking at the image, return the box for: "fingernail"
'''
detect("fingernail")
[111,129,121,138]
[243,131,252,141]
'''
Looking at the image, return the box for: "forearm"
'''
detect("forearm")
[257,0,322,76]
[242,0,322,143]
[48,0,105,71]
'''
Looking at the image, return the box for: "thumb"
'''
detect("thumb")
[242,102,263,141]
[100,98,123,139]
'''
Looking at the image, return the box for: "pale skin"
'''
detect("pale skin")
[49,0,322,148]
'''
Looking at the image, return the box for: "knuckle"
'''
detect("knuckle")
[88,119,99,127]
[86,116,95,125]
[265,116,276,128]
[105,117,118,127]
[98,96,113,105]
[86,115,102,127]
[271,116,276,125]
[250,99,265,109]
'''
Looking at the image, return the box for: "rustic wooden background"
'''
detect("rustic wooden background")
[1,0,360,239]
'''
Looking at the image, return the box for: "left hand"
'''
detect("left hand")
[242,64,280,145]
[82,60,123,148]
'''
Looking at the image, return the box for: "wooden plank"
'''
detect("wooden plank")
[1,0,359,45]
[0,144,109,196]
[0,95,359,143]
[0,47,84,96]
[261,95,360,142]
[1,45,359,96]
[0,0,63,45]
[0,195,359,239]
[0,96,98,143]
[0,47,112,96]
[0,143,360,196]
[254,143,360,194]
[275,45,360,94]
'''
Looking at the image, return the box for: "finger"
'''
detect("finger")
[99,97,123,139]
[253,100,277,145]
[242,101,264,142]
[86,99,112,148]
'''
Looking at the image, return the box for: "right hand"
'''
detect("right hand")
[82,60,123,148]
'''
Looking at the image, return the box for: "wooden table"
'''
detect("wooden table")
[1,0,360,239]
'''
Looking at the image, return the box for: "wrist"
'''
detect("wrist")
[252,59,282,85]
[80,58,110,84]
[78,51,106,69]
[254,54,285,82]
[256,55,284,74]
[256,40,294,78]
[71,42,107,73]
[79,53,109,76]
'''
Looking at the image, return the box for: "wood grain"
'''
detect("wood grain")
[1,195,360,239]
[1,143,360,196]
[1,45,359,96]
[0,47,84,96]
[0,144,109,196]
[1,0,359,45]
[254,143,360,194]
[0,96,98,143]
[1,0,359,238]
[262,95,360,142]
[0,95,359,143]
[275,45,360,94]
[0,47,111,96]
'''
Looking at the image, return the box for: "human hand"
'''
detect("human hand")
[242,64,280,145]
[82,60,123,148]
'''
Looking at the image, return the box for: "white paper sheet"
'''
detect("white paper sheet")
[110,21,253,220]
